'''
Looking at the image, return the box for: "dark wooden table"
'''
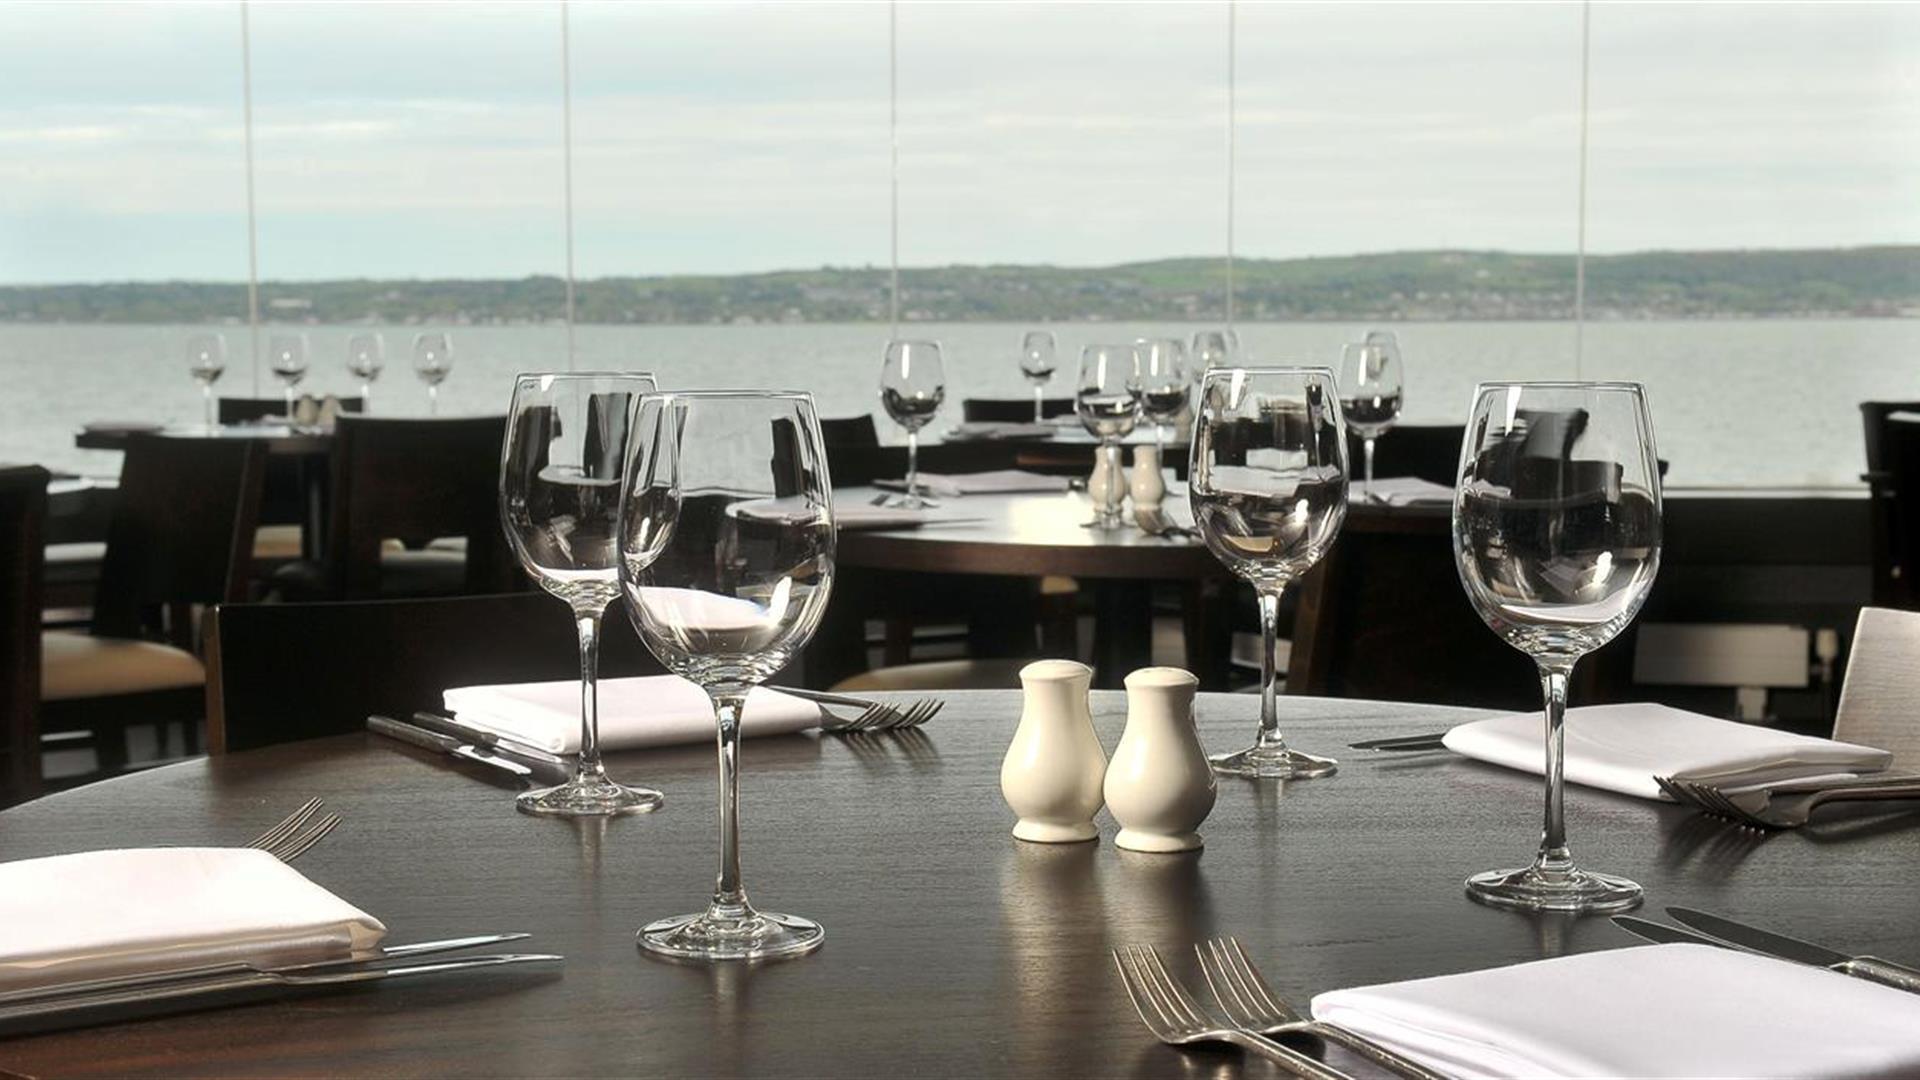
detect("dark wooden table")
[4,691,1917,1077]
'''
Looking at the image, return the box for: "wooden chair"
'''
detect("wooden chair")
[820,415,880,448]
[962,398,1074,422]
[41,435,266,778]
[0,466,48,806]
[1860,403,1920,607]
[217,396,366,564]
[1833,606,1920,763]
[1349,424,1465,486]
[207,593,664,753]
[217,396,366,424]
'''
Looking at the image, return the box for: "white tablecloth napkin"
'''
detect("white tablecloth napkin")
[0,847,386,993]
[446,674,822,754]
[876,470,1071,497]
[1363,476,1454,505]
[946,421,1054,440]
[1312,943,1920,1079]
[1441,702,1893,800]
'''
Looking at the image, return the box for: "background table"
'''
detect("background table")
[4,691,1918,1077]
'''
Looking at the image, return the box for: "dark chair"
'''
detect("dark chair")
[825,440,1022,488]
[41,435,266,778]
[207,593,665,753]
[820,415,880,448]
[217,396,366,424]
[0,466,48,806]
[310,414,522,598]
[218,396,366,564]
[1861,402,1920,607]
[1875,413,1920,612]
[1348,424,1466,486]
[962,398,1074,422]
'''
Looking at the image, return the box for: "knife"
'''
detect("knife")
[1666,907,1920,995]
[1349,732,1449,751]
[409,710,570,767]
[367,715,569,785]
[1611,915,1729,949]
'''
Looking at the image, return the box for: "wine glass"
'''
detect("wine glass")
[879,339,946,508]
[267,333,309,419]
[1076,343,1141,529]
[1338,338,1404,501]
[1191,330,1232,370]
[1453,381,1661,913]
[499,372,665,817]
[346,333,385,413]
[1189,366,1348,779]
[1019,330,1058,422]
[619,390,837,961]
[1130,338,1190,453]
[413,332,454,415]
[186,333,226,432]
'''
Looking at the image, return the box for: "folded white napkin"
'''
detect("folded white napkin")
[831,505,983,531]
[1312,943,1920,1079]
[1441,703,1893,800]
[946,421,1055,440]
[876,470,1071,497]
[445,674,822,754]
[0,847,385,993]
[1363,475,1454,505]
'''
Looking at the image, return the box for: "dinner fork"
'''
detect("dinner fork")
[1112,944,1352,1080]
[1655,774,1920,830]
[777,687,945,733]
[1195,937,1446,1080]
[243,798,342,862]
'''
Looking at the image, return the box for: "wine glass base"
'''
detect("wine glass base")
[638,909,824,961]
[1465,864,1643,914]
[515,777,664,818]
[1210,744,1338,779]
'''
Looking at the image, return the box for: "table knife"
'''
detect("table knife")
[1348,732,1449,751]
[408,710,569,767]
[1666,907,1920,994]
[1611,915,1728,950]
[366,716,568,785]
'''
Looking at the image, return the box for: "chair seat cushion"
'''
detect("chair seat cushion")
[41,631,205,702]
[832,658,1030,693]
[251,525,305,561]
[378,547,468,597]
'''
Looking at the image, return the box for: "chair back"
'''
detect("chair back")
[207,593,665,752]
[820,415,880,448]
[1833,606,1920,764]
[93,435,266,640]
[326,414,519,598]
[1860,403,1920,606]
[218,396,365,424]
[1347,424,1465,486]
[963,398,1074,423]
[825,440,1023,489]
[0,465,47,806]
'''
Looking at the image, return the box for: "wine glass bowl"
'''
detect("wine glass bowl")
[346,333,385,411]
[267,332,309,419]
[1338,338,1404,501]
[879,339,946,508]
[186,333,226,432]
[1191,330,1232,370]
[1076,343,1141,529]
[1129,338,1190,451]
[1019,330,1057,422]
[413,332,454,415]
[1189,367,1348,779]
[1453,381,1661,914]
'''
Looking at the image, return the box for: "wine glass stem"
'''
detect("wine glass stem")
[428,384,439,417]
[905,429,920,499]
[1535,660,1575,873]
[202,383,214,431]
[361,383,372,413]
[573,608,608,783]
[710,690,750,916]
[284,386,295,417]
[1033,385,1044,423]
[1363,436,1377,497]
[1255,585,1289,751]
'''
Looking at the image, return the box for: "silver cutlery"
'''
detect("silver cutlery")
[367,715,571,785]
[244,798,341,863]
[1349,733,1449,752]
[1134,507,1197,539]
[1194,937,1447,1080]
[1112,944,1352,1080]
[1667,906,1920,994]
[408,711,571,768]
[1613,915,1727,950]
[772,687,945,733]
[1653,772,1920,829]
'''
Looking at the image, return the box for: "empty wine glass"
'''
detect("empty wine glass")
[1338,338,1404,500]
[1189,367,1348,779]
[499,372,665,817]
[346,333,385,413]
[186,333,226,432]
[267,333,309,419]
[1191,330,1232,370]
[1454,381,1661,913]
[1077,343,1141,529]
[413,332,454,415]
[619,390,837,961]
[1130,338,1190,452]
[1019,330,1058,422]
[879,339,946,508]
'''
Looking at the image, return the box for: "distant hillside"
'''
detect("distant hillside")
[3,247,1914,324]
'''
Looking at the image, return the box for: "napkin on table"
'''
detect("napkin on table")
[445,674,822,754]
[945,421,1054,441]
[0,847,385,993]
[1362,476,1454,506]
[1441,702,1893,800]
[1312,943,1920,1079]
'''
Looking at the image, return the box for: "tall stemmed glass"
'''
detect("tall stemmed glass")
[413,332,454,415]
[346,333,385,412]
[267,333,308,418]
[619,391,837,961]
[1189,367,1348,779]
[1191,330,1232,370]
[1454,382,1661,913]
[499,372,665,818]
[186,333,226,432]
[1077,343,1141,530]
[1130,338,1190,452]
[1019,330,1057,422]
[879,339,945,508]
[1338,338,1404,500]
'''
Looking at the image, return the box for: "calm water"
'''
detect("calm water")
[2,319,1914,486]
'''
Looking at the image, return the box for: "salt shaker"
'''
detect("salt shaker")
[1129,445,1166,510]
[1088,446,1125,522]
[1001,659,1107,843]
[1106,667,1216,852]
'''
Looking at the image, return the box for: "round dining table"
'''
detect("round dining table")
[4,691,1918,1077]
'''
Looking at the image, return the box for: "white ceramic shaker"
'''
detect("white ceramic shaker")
[1088,445,1125,522]
[1129,445,1166,510]
[1001,659,1107,843]
[1106,667,1217,853]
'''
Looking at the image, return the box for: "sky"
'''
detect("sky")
[1,1,1916,284]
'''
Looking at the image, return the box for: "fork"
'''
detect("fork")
[1195,937,1446,1080]
[1134,507,1197,539]
[1112,944,1352,1080]
[243,798,343,862]
[777,687,945,733]
[1655,774,1920,829]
